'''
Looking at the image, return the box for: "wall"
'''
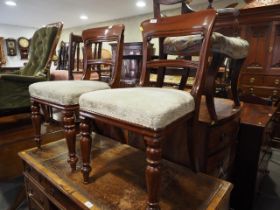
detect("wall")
[0,23,37,67]
[60,0,244,54]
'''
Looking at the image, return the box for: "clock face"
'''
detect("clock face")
[19,38,29,48]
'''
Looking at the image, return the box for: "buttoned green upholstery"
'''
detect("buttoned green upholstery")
[0,24,62,115]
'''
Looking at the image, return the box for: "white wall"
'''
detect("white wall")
[60,0,243,53]
[0,24,37,67]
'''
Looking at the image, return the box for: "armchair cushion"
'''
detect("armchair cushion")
[164,32,249,59]
[20,26,58,78]
[29,81,110,105]
[79,88,194,129]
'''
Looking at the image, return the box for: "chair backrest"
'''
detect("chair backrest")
[20,22,63,79]
[81,24,124,88]
[153,0,191,18]
[140,9,217,117]
[68,33,83,80]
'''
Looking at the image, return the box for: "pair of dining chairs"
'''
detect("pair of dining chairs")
[29,9,245,209]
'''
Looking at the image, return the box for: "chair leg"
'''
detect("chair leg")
[80,117,92,184]
[63,110,78,172]
[31,100,42,149]
[230,58,245,107]
[144,136,162,210]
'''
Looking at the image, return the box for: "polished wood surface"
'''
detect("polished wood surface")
[20,136,232,210]
[0,113,64,181]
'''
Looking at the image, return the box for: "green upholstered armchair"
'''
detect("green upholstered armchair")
[0,22,63,116]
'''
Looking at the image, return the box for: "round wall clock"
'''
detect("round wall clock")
[18,37,30,59]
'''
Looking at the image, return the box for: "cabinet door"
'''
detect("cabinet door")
[241,24,272,71]
[269,23,280,70]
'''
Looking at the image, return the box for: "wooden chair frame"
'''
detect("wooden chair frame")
[153,0,245,122]
[79,10,217,210]
[31,25,124,171]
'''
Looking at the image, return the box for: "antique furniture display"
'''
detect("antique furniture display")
[229,4,280,102]
[0,22,63,116]
[5,38,17,56]
[56,41,69,70]
[29,25,124,171]
[110,42,152,87]
[231,103,276,210]
[50,33,84,80]
[78,10,218,209]
[18,37,30,59]
[0,37,6,65]
[19,136,232,210]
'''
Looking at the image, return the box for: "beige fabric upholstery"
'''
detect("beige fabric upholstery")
[79,87,194,129]
[164,32,249,59]
[29,80,110,105]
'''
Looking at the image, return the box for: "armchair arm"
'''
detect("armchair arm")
[0,74,46,83]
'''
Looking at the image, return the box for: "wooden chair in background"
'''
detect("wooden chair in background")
[78,10,217,209]
[29,24,124,171]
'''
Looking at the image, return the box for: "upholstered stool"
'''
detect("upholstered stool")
[79,10,217,210]
[29,24,124,171]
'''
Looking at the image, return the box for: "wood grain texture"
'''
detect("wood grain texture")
[20,135,232,210]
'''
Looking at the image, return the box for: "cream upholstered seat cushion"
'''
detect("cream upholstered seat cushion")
[29,80,110,105]
[79,87,195,129]
[164,32,249,59]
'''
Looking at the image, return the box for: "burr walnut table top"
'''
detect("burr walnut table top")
[19,133,232,210]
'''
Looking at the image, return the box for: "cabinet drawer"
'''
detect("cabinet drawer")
[25,177,50,210]
[240,75,263,86]
[241,86,280,98]
[207,145,234,178]
[263,76,280,87]
[208,119,239,155]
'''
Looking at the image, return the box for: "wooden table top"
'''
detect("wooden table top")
[240,103,277,127]
[19,134,232,210]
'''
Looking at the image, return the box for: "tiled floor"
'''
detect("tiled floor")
[1,150,280,210]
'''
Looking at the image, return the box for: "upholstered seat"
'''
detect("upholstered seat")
[80,87,194,129]
[29,80,110,105]
[164,32,249,59]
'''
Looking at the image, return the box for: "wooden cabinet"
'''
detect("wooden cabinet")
[230,103,276,210]
[233,5,280,102]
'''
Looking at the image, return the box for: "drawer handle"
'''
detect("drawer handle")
[249,87,254,93]
[273,90,278,96]
[249,77,255,83]
[275,79,280,85]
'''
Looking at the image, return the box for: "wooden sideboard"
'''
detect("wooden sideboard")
[20,136,232,210]
[230,103,276,210]
[235,5,280,102]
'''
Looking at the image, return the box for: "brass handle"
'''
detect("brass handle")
[249,77,255,83]
[273,90,278,96]
[249,87,254,93]
[269,46,273,53]
[275,79,279,85]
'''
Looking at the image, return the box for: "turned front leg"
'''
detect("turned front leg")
[80,117,92,184]
[145,136,162,210]
[63,110,78,172]
[31,100,42,149]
